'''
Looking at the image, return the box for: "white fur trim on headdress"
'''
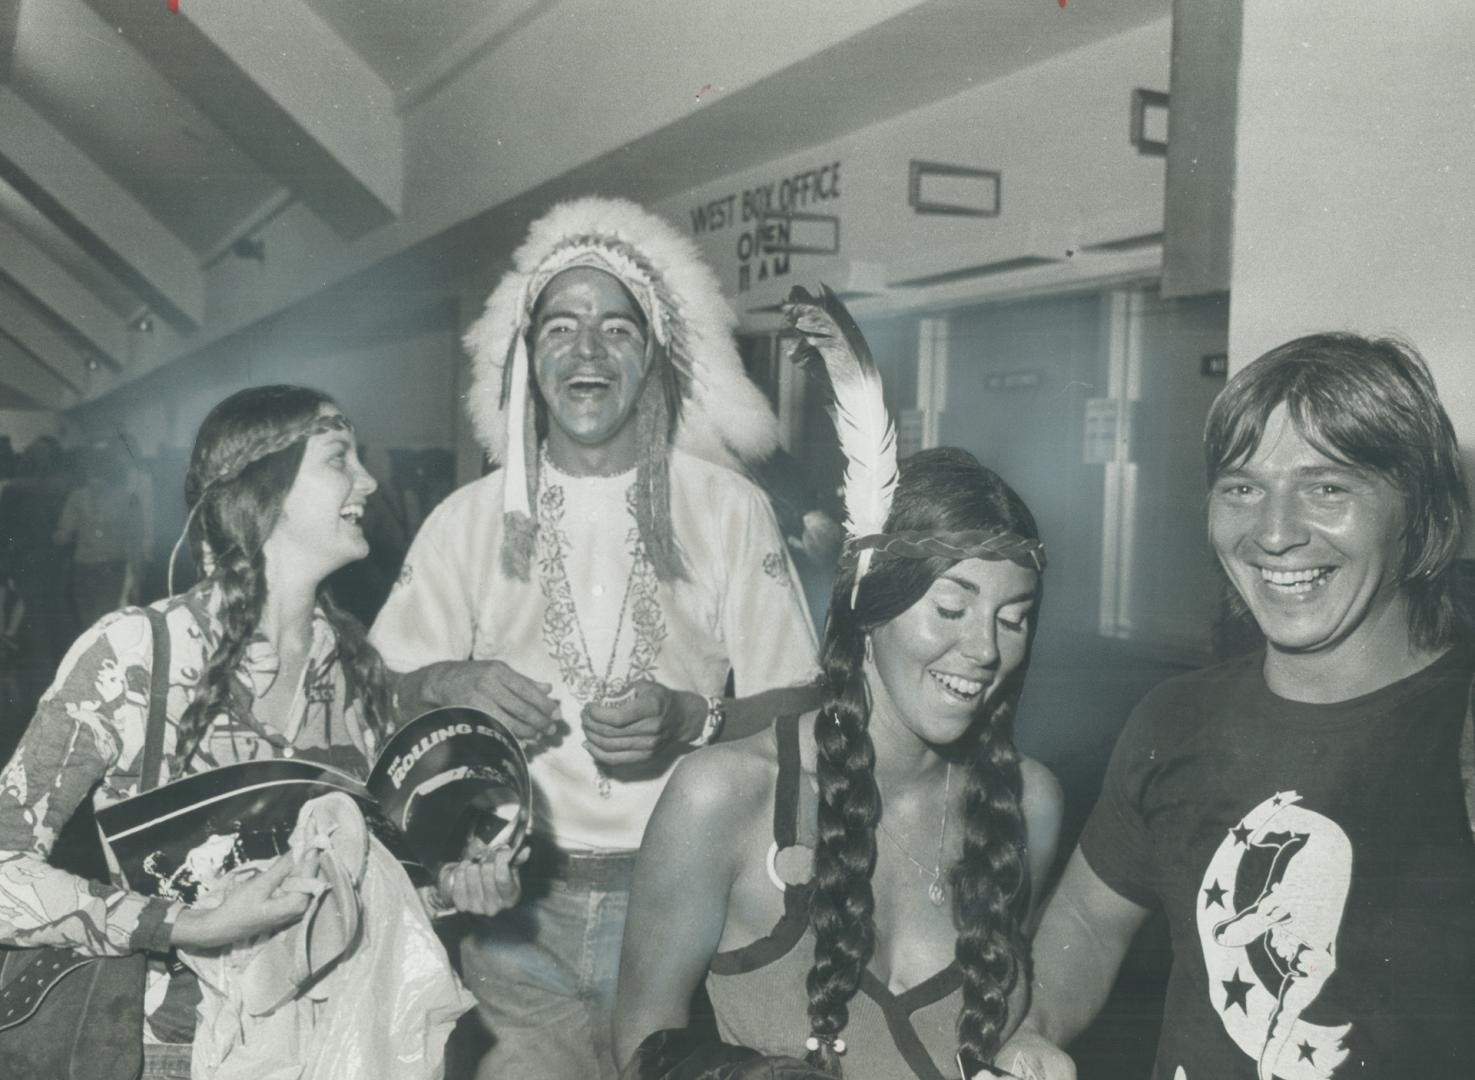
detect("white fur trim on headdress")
[463,196,779,472]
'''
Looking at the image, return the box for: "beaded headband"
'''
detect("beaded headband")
[519,240,669,348]
[166,412,352,595]
[843,529,1047,575]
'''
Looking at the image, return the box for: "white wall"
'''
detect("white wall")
[69,322,460,486]
[653,17,1172,324]
[1230,1,1475,437]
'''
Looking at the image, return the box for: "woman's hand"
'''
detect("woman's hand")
[170,850,323,950]
[434,844,527,917]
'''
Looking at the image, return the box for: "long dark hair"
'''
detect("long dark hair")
[805,447,1041,1077]
[175,385,393,768]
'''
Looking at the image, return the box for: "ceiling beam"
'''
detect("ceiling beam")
[87,0,402,240]
[0,282,90,394]
[0,328,77,410]
[397,0,554,112]
[0,90,205,331]
[0,215,127,368]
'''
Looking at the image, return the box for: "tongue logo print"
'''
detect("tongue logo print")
[1196,791,1352,1079]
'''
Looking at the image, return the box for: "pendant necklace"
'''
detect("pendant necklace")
[875,762,952,907]
[567,567,638,798]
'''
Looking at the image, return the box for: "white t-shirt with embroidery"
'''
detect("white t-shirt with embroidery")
[370,450,820,850]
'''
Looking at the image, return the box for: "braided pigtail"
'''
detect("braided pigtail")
[951,694,1031,1076]
[316,589,395,752]
[175,541,268,768]
[799,447,1044,1075]
[803,597,878,1076]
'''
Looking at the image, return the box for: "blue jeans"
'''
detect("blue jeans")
[458,845,636,1080]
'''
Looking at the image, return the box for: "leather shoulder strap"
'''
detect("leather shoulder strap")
[140,608,171,794]
[772,714,802,849]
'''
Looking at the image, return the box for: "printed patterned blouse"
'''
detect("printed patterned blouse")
[0,581,378,966]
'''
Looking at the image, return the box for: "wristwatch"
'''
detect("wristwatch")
[689,695,726,748]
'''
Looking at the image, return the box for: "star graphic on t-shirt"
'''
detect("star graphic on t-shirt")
[1298,1041,1316,1063]
[1231,823,1252,845]
[1203,880,1227,908]
[1221,969,1253,1013]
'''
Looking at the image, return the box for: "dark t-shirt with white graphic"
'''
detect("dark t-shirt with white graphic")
[1080,645,1475,1079]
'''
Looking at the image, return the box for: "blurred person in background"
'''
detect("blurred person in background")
[54,442,149,627]
[0,435,75,711]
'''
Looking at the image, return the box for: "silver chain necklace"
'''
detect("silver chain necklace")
[563,557,638,799]
[875,762,952,906]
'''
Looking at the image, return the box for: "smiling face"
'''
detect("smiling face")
[1209,403,1412,674]
[866,556,1038,749]
[531,266,651,469]
[262,408,378,584]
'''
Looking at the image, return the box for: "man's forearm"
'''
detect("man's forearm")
[715,683,823,743]
[1017,855,1145,1047]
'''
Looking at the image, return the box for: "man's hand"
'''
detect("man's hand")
[991,1028,1076,1080]
[414,660,561,745]
[171,850,323,950]
[435,844,528,917]
[581,680,704,766]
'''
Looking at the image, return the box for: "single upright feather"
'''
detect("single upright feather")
[784,285,898,598]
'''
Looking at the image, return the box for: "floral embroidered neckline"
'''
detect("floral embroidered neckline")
[543,455,638,483]
[534,473,665,707]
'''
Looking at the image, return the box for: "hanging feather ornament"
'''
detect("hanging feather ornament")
[784,284,898,605]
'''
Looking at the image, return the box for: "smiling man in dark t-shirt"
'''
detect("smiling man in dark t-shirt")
[998,333,1475,1079]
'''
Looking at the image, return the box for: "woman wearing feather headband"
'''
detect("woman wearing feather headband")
[0,386,519,1079]
[615,288,1064,1080]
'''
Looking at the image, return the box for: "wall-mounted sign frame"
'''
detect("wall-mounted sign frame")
[907,160,1001,217]
[757,211,840,255]
[1130,88,1170,157]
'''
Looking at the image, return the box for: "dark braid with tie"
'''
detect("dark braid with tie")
[804,448,1040,1077]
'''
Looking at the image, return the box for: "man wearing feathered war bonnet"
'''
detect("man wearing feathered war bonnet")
[370,197,821,1079]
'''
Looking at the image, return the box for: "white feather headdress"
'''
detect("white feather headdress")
[463,197,779,473]
[784,285,898,601]
[786,285,1048,600]
[461,197,782,580]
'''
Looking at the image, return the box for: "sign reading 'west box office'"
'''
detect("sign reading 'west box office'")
[688,161,843,293]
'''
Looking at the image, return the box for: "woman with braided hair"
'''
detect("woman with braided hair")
[616,288,1062,1080]
[0,385,519,1079]
[615,445,1063,1080]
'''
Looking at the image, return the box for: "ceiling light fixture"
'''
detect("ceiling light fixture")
[232,236,266,263]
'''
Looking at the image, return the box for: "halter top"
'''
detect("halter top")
[704,715,963,1080]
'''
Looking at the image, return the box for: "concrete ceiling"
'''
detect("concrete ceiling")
[305,0,500,95]
[0,0,1169,414]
